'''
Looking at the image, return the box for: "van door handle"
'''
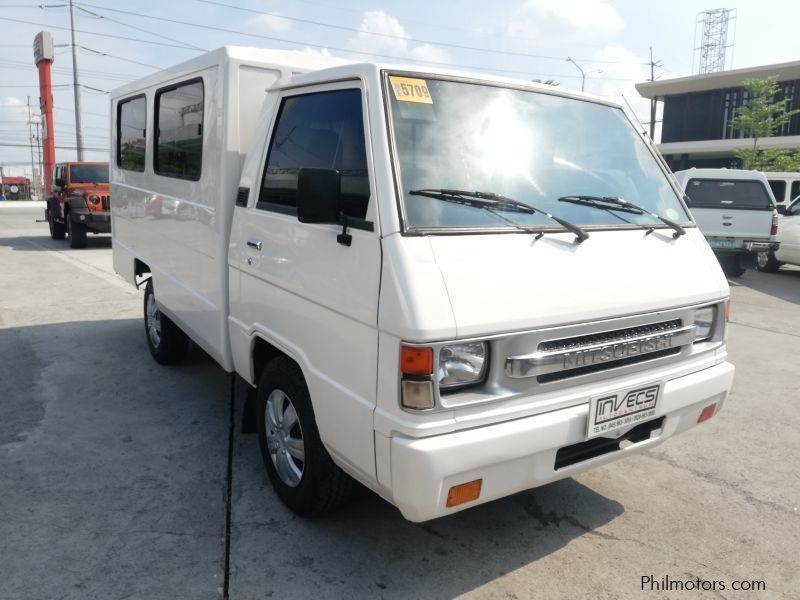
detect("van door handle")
[722,222,732,226]
[246,239,263,251]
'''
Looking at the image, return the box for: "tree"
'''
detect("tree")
[732,77,800,171]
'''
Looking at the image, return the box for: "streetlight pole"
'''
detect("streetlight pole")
[566,57,586,91]
[566,57,603,92]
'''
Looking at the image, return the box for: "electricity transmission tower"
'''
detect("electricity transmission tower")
[693,8,737,74]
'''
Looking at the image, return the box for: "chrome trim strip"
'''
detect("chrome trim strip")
[505,325,696,378]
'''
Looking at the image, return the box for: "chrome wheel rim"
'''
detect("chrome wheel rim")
[265,389,305,487]
[145,293,162,348]
[756,252,769,269]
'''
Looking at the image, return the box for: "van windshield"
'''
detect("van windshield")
[69,164,109,184]
[685,179,774,210]
[385,75,690,231]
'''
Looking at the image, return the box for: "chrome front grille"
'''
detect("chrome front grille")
[537,347,681,383]
[505,319,695,382]
[539,320,682,352]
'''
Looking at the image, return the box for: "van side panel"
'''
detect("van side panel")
[112,65,233,370]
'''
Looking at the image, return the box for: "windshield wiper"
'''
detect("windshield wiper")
[558,195,686,238]
[409,189,589,243]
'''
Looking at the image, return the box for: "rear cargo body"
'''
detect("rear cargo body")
[110,48,347,370]
[112,49,735,522]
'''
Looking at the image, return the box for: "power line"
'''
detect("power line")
[0,10,641,82]
[1,84,73,88]
[0,142,108,151]
[0,15,206,51]
[53,106,108,118]
[74,45,163,70]
[0,58,138,81]
[193,0,649,66]
[64,3,635,81]
[0,2,206,51]
[73,5,207,52]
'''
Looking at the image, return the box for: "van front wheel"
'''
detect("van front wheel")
[718,255,746,278]
[143,280,189,365]
[257,358,353,516]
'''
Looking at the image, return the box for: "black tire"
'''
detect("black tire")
[143,280,189,365]
[66,213,87,249]
[755,251,781,273]
[257,357,353,516]
[718,255,746,278]
[47,206,65,240]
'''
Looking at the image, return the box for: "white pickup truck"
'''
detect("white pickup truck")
[673,168,780,277]
[111,47,734,522]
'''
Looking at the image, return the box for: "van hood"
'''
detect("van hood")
[425,228,728,338]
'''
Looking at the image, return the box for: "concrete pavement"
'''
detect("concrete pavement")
[1,207,798,599]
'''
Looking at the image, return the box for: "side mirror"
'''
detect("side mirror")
[297,168,340,224]
[776,204,787,216]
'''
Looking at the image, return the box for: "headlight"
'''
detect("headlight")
[693,306,715,341]
[438,342,488,390]
[88,194,100,204]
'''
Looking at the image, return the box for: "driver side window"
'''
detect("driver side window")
[258,88,370,221]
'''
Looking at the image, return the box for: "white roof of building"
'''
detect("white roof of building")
[636,60,800,99]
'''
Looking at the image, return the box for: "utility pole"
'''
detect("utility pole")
[648,47,663,141]
[35,120,43,199]
[69,0,85,160]
[27,96,37,199]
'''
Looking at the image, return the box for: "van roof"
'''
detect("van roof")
[110,46,624,110]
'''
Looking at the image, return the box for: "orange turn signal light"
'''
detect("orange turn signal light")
[725,300,731,321]
[697,403,716,424]
[401,346,433,376]
[446,479,482,508]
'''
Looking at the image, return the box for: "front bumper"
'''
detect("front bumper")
[69,208,111,233]
[389,360,734,522]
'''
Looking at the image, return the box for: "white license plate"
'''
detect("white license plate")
[586,383,661,439]
[708,239,737,249]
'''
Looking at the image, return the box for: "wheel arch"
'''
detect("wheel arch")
[251,335,299,385]
[134,258,151,277]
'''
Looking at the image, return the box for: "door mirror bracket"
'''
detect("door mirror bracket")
[337,214,352,247]
[297,168,352,246]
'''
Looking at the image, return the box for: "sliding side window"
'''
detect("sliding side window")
[155,79,204,180]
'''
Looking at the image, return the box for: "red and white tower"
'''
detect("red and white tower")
[33,31,56,196]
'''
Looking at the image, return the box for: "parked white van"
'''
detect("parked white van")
[111,47,735,522]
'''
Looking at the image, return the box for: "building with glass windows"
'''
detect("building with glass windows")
[636,60,800,172]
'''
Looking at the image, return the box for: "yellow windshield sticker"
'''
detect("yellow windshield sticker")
[389,76,433,104]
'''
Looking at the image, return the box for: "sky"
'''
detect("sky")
[1,0,799,181]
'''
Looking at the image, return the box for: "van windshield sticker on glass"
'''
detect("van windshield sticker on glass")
[389,76,433,104]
